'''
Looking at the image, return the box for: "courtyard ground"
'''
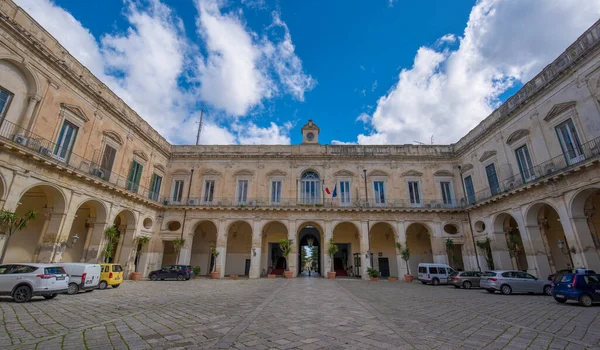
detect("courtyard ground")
[1,277,599,349]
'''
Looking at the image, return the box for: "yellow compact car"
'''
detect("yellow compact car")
[99,264,123,289]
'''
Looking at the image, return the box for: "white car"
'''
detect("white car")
[60,263,101,294]
[417,263,456,285]
[0,263,69,303]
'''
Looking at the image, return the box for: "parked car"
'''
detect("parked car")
[60,263,101,294]
[99,264,124,289]
[547,268,595,281]
[0,263,69,303]
[417,263,455,285]
[480,270,552,295]
[148,265,193,281]
[449,271,483,289]
[552,272,600,306]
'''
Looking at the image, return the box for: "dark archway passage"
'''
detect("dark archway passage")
[298,226,321,277]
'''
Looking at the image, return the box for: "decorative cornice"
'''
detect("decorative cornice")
[60,103,89,123]
[460,164,474,172]
[401,170,423,177]
[202,169,222,176]
[233,169,254,176]
[133,150,149,162]
[478,150,497,163]
[154,164,166,173]
[102,130,124,145]
[506,129,530,146]
[368,170,389,177]
[266,169,287,177]
[543,101,576,122]
[172,169,191,175]
[433,170,454,177]
[333,169,355,177]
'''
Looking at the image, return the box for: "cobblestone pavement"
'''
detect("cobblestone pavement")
[0,277,599,349]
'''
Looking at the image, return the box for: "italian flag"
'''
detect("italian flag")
[322,184,331,195]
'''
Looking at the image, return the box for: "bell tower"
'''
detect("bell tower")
[301,119,320,144]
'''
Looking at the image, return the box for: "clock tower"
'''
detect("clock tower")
[301,119,320,144]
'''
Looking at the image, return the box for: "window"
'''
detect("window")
[172,180,184,202]
[300,171,320,204]
[418,266,426,274]
[373,181,386,205]
[429,267,438,274]
[485,163,500,196]
[53,120,78,161]
[515,145,535,183]
[0,87,13,120]
[440,181,453,206]
[556,119,584,165]
[112,265,123,272]
[99,144,117,180]
[408,181,421,206]
[438,267,446,274]
[271,180,282,205]
[44,266,66,275]
[149,173,162,201]
[339,180,351,205]
[203,180,215,204]
[10,265,37,274]
[126,160,143,193]
[464,175,475,205]
[236,179,248,205]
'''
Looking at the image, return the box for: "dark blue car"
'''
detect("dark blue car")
[148,265,193,281]
[552,273,600,307]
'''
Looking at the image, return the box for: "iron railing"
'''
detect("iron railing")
[0,119,156,201]
[462,136,600,206]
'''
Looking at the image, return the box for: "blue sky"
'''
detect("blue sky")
[16,0,600,145]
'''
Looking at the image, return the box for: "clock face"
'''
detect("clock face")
[306,132,315,141]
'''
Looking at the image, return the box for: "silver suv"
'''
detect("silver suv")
[0,264,69,302]
[480,270,552,295]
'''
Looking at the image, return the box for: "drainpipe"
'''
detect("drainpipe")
[458,165,481,272]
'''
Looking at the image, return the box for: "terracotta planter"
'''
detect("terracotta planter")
[404,274,414,283]
[284,271,293,279]
[267,274,276,279]
[327,271,336,279]
[370,277,379,282]
[230,274,239,280]
[130,272,142,281]
[210,272,220,279]
[388,277,398,282]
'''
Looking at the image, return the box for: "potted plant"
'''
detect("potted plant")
[327,237,338,279]
[130,235,151,280]
[388,276,398,282]
[193,266,201,278]
[0,209,37,264]
[279,238,294,279]
[103,225,120,263]
[367,267,379,281]
[401,246,413,282]
[210,245,220,279]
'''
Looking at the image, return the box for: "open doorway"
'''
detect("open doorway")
[298,226,321,277]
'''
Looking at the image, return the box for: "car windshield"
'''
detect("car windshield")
[112,265,123,272]
[45,267,66,274]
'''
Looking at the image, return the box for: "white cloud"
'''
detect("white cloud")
[356,113,370,124]
[331,140,357,145]
[437,34,456,44]
[371,80,378,92]
[232,122,292,145]
[358,0,600,145]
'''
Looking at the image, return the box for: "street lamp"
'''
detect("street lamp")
[62,234,80,249]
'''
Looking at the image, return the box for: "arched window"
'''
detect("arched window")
[300,171,321,204]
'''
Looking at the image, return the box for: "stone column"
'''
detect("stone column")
[81,218,96,262]
[395,221,408,279]
[114,225,127,264]
[323,221,333,277]
[513,209,548,276]
[19,95,41,133]
[556,198,600,270]
[430,222,448,265]
[360,220,370,280]
[287,220,298,277]
[249,219,262,279]
[215,220,227,279]
[177,233,193,265]
[31,207,53,262]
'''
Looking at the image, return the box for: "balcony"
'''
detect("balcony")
[0,119,157,202]
[464,136,600,206]
[161,196,463,210]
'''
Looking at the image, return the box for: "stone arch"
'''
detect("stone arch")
[63,199,108,263]
[109,209,137,265]
[189,220,218,275]
[262,221,290,276]
[569,186,600,269]
[296,221,322,276]
[2,184,68,263]
[330,221,361,277]
[493,212,528,271]
[0,57,40,128]
[225,220,253,276]
[369,222,398,278]
[405,223,433,277]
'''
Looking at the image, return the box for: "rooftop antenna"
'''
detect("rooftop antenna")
[431,135,434,145]
[195,104,205,146]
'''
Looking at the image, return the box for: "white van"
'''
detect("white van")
[60,263,101,294]
[417,263,455,285]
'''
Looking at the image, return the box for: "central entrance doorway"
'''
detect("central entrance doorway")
[298,226,321,277]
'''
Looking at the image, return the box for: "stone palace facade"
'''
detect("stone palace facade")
[1,0,600,280]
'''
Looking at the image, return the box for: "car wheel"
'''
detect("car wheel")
[98,281,108,290]
[177,274,184,281]
[578,294,593,307]
[543,285,552,296]
[486,289,495,294]
[463,281,472,290]
[500,284,512,295]
[112,284,120,289]
[554,297,567,304]
[150,274,158,281]
[67,283,79,295]
[13,285,32,303]
[432,278,440,286]
[43,294,58,300]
